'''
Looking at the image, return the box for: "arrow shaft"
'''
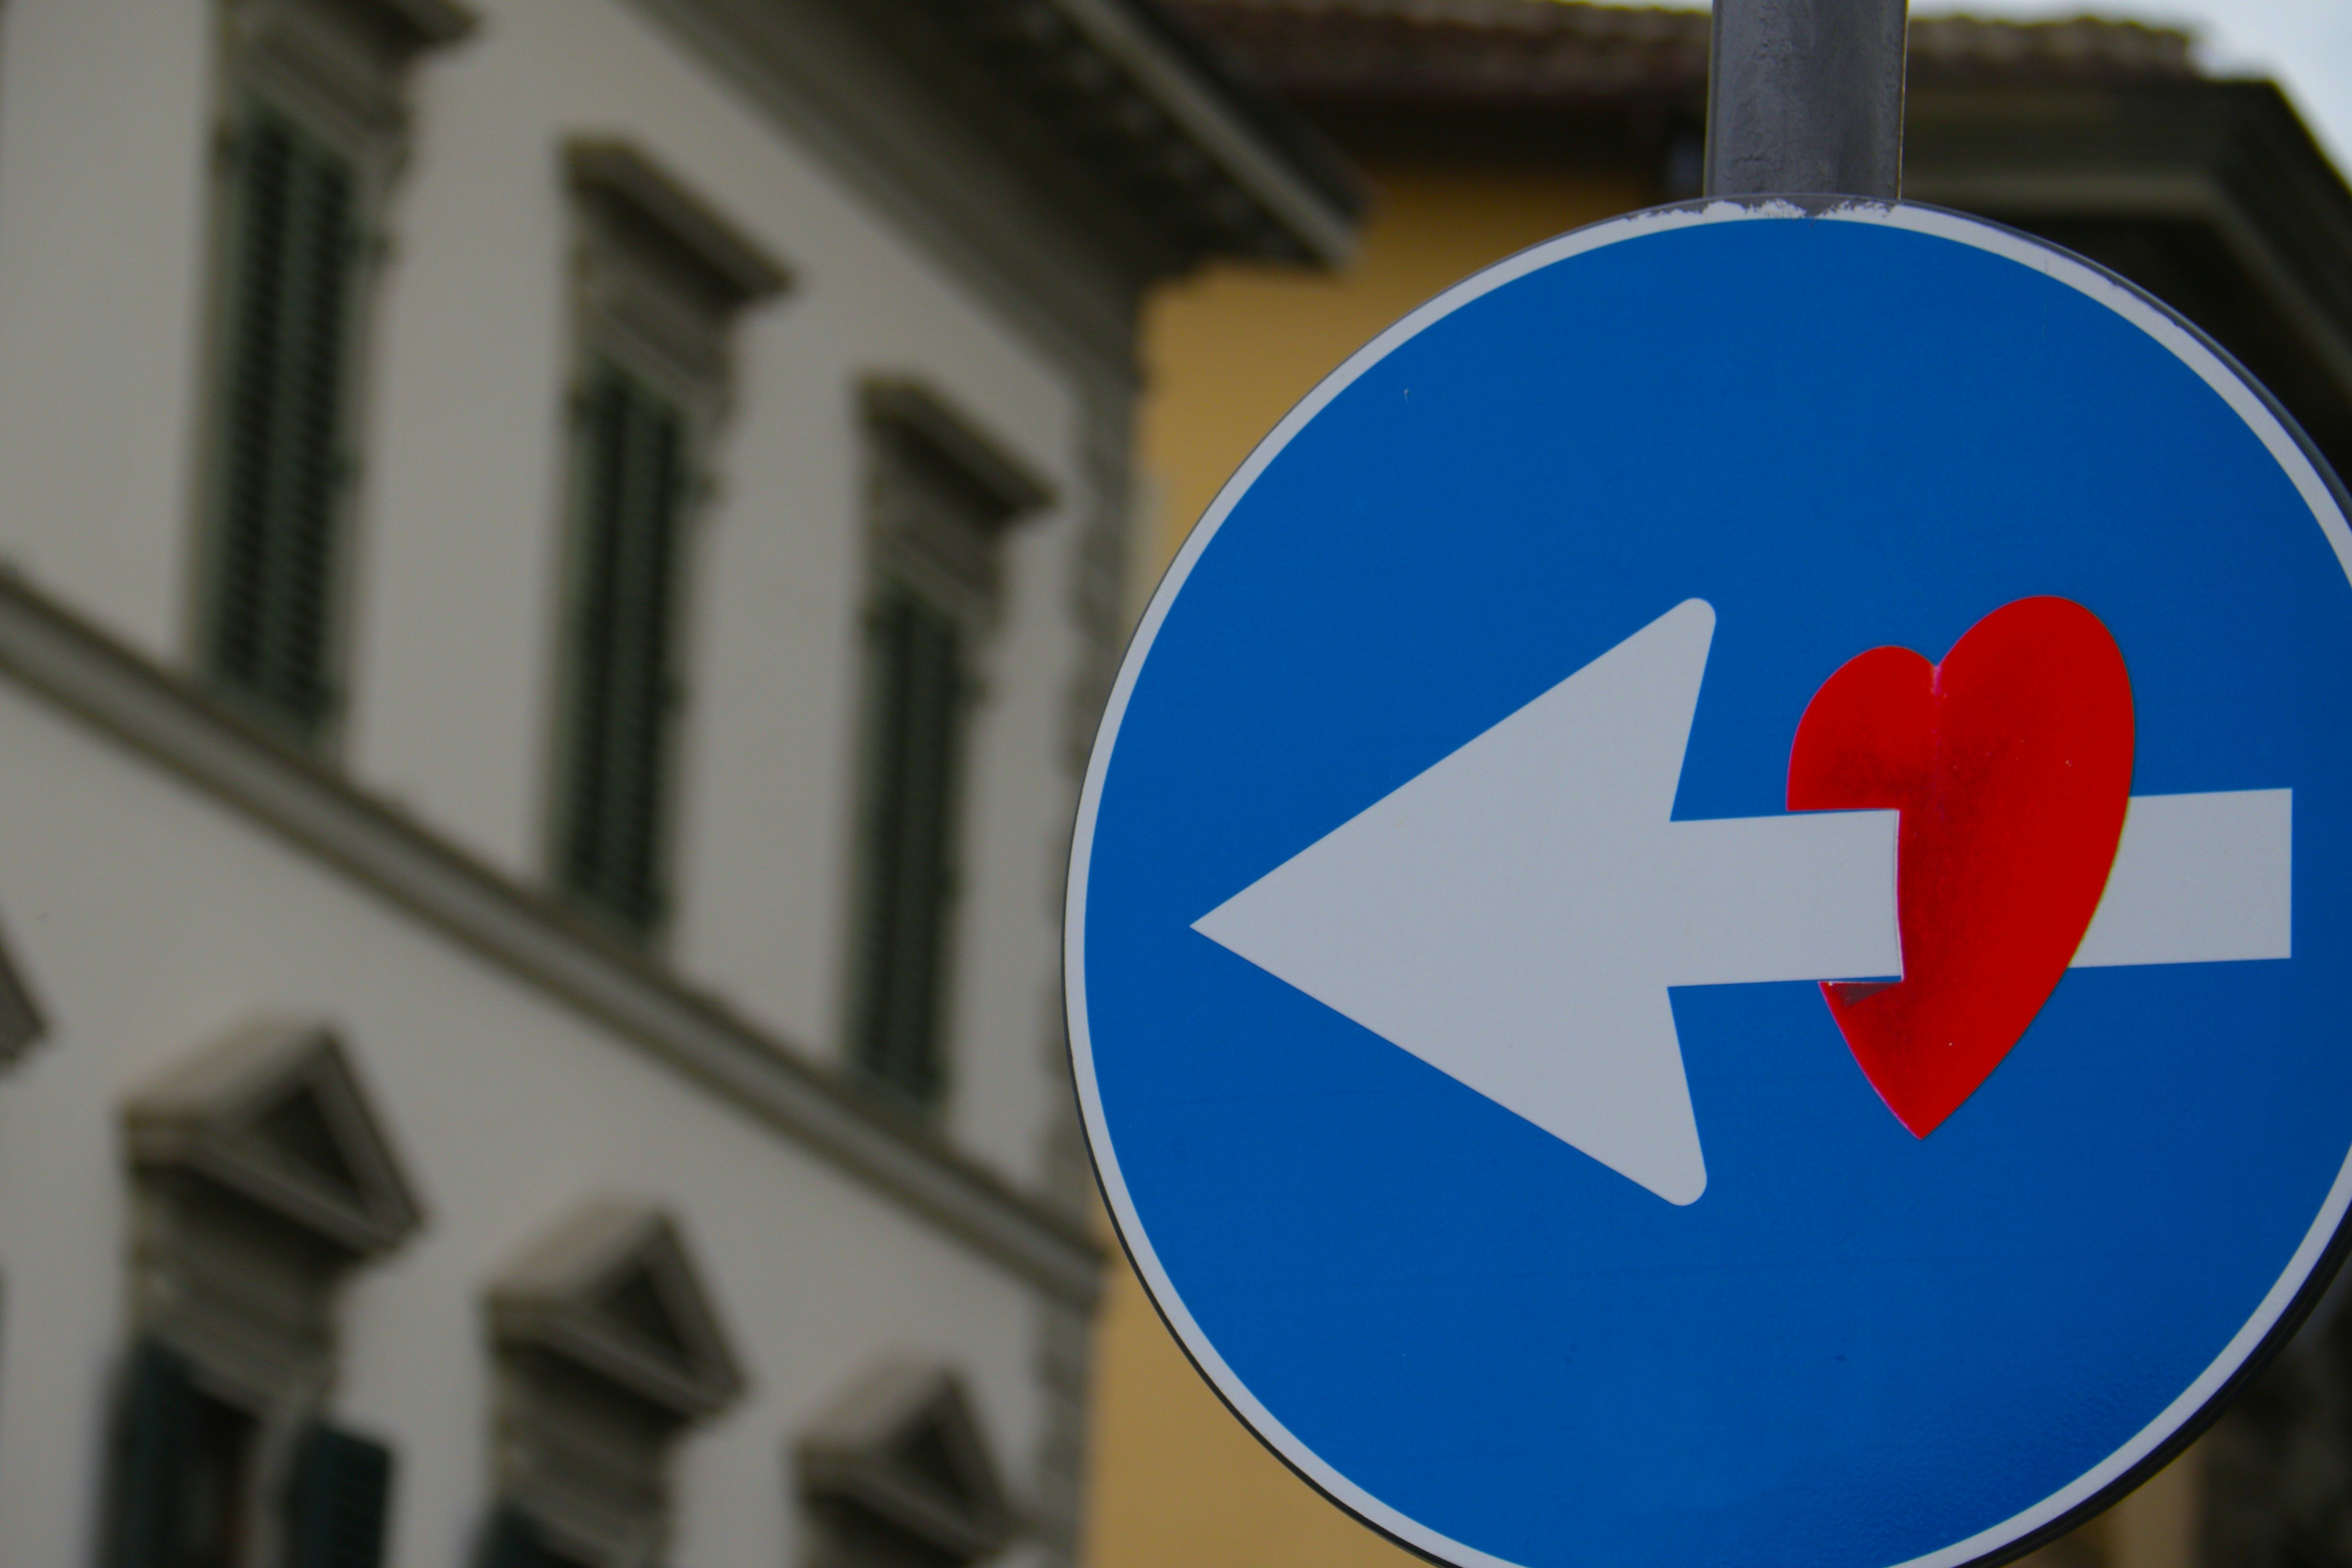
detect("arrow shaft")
[2074,789,2292,966]
[1659,788,2291,987]
[1663,810,1901,986]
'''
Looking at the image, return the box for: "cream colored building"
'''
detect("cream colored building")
[0,2,1353,1566]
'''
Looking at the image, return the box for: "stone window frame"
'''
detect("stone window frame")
[482,1198,748,1568]
[844,379,1053,1109]
[115,1017,426,1568]
[188,0,475,748]
[542,139,789,942]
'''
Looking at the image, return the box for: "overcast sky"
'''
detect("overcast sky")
[1920,0,2352,168]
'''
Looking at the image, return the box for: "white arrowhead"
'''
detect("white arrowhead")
[1193,601,1900,1205]
[1193,599,2295,1207]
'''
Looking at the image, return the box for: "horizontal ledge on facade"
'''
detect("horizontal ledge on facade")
[0,569,1100,1307]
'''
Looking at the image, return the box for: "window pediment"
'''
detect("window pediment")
[488,1200,746,1420]
[568,141,790,314]
[800,1361,1016,1563]
[235,0,477,73]
[123,1018,425,1256]
[485,1202,747,1565]
[566,140,790,399]
[864,380,1053,633]
[227,0,476,151]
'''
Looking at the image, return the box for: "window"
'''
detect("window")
[848,385,1049,1107]
[109,1021,423,1568]
[113,1349,397,1568]
[194,0,472,742]
[204,100,359,738]
[548,142,785,939]
[287,1426,400,1568]
[553,361,689,932]
[482,1201,746,1568]
[113,1348,262,1568]
[853,581,967,1103]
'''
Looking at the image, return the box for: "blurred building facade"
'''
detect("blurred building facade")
[1090,4,2352,1568]
[0,1,1351,1566]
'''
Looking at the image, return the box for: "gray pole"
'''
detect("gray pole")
[1703,0,1909,199]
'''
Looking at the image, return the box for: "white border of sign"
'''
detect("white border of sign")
[1063,200,2352,1568]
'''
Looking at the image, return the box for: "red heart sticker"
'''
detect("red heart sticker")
[1788,597,2135,1136]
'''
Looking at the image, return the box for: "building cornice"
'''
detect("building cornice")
[0,570,1101,1307]
[923,0,1360,267]
[1165,0,2196,106]
[628,0,1358,385]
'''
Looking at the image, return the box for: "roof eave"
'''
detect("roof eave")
[903,0,1366,271]
[1062,0,1364,265]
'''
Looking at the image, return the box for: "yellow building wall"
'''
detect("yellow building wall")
[1086,153,2209,1568]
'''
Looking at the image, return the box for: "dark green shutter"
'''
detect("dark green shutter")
[853,584,965,1104]
[286,1425,394,1568]
[555,361,687,936]
[111,1342,197,1568]
[206,101,360,740]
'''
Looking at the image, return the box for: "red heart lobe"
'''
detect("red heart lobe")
[1787,596,2134,1136]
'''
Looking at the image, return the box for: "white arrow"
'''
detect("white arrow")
[1193,599,2291,1206]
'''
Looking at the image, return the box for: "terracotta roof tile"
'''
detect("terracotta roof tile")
[1163,0,2195,103]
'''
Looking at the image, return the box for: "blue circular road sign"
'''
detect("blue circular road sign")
[1067,203,2352,1568]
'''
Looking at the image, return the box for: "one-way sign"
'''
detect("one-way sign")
[1069,204,2352,1568]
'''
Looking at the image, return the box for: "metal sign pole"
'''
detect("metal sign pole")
[1703,0,1909,198]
